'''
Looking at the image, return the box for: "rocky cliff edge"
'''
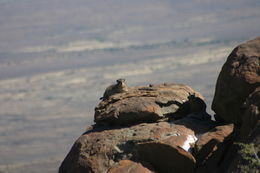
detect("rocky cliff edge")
[59,37,260,173]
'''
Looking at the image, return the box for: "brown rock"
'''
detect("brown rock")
[137,142,196,173]
[95,83,205,125]
[59,121,213,173]
[108,160,155,173]
[194,124,234,166]
[212,37,260,125]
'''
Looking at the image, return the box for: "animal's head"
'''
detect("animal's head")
[188,92,196,100]
[116,78,125,83]
[116,78,126,86]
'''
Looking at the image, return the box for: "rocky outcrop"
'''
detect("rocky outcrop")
[212,37,260,125]
[59,117,216,173]
[95,83,205,125]
[59,82,221,173]
[59,37,260,173]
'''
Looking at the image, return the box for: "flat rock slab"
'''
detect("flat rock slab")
[95,83,205,125]
[59,121,202,173]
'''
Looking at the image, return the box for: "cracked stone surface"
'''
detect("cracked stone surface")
[59,120,218,173]
[95,83,205,125]
[59,83,218,173]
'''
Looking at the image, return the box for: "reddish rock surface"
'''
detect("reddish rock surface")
[95,83,205,125]
[108,160,155,173]
[59,122,204,173]
[212,37,260,125]
[58,117,219,173]
[137,141,196,173]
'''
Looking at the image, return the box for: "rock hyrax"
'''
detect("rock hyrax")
[100,78,128,100]
[188,93,207,113]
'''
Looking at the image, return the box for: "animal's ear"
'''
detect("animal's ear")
[116,78,125,83]
[188,92,195,100]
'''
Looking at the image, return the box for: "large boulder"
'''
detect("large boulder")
[59,112,220,173]
[211,37,260,173]
[95,83,205,125]
[59,122,202,173]
[212,37,260,125]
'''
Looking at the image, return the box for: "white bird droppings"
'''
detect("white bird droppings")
[181,135,198,152]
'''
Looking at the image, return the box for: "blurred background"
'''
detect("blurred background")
[0,0,259,172]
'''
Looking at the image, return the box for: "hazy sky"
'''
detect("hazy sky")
[0,0,259,79]
[0,0,259,50]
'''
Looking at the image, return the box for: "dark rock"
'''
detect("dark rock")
[194,124,234,168]
[214,114,227,125]
[222,87,260,173]
[188,94,207,114]
[174,113,216,135]
[212,37,260,125]
[95,83,205,125]
[238,87,260,141]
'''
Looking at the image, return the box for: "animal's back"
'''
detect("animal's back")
[103,84,117,99]
[101,78,128,100]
